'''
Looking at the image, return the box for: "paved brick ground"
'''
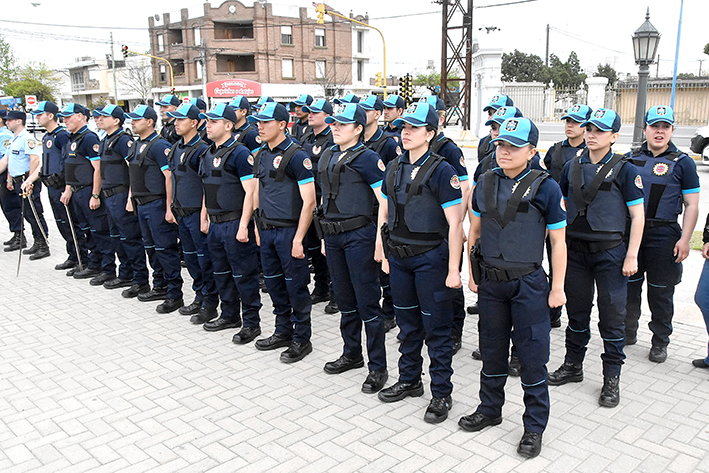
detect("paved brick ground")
[1,184,709,472]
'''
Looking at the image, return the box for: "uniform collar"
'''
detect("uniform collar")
[640,140,680,158]
[367,127,384,144]
[180,133,202,147]
[106,128,123,138]
[315,126,332,138]
[562,138,586,149]
[48,126,66,137]
[70,125,89,138]
[493,165,532,181]
[385,123,399,133]
[267,135,292,153]
[141,131,159,142]
[334,141,365,153]
[399,149,432,167]
[212,136,235,151]
[235,121,250,133]
[580,149,613,164]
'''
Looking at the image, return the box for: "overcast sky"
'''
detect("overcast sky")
[2,0,708,79]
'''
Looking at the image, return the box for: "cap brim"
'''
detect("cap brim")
[247,114,277,123]
[561,114,584,122]
[303,106,324,113]
[483,105,499,112]
[30,110,45,115]
[646,118,674,125]
[580,120,613,131]
[167,111,195,119]
[492,135,530,147]
[199,112,228,120]
[392,117,428,128]
[485,118,506,126]
[123,113,144,120]
[324,115,357,125]
[57,112,77,117]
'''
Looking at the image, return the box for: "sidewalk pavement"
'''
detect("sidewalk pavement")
[0,196,708,473]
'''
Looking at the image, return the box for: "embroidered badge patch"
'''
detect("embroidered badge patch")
[213,156,222,167]
[303,158,312,170]
[634,175,643,189]
[71,142,78,151]
[450,175,461,190]
[46,139,52,149]
[273,156,282,169]
[378,159,386,171]
[652,162,669,176]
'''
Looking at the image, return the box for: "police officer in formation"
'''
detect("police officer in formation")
[229,96,262,151]
[251,102,316,363]
[624,105,699,362]
[478,94,514,163]
[317,103,388,393]
[125,105,184,313]
[289,93,313,142]
[155,95,181,145]
[0,110,26,252]
[382,94,405,138]
[189,98,210,144]
[165,103,219,323]
[0,110,49,259]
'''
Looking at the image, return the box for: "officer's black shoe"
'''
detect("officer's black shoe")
[378,380,424,403]
[472,349,482,360]
[324,300,339,314]
[452,337,462,356]
[625,332,637,346]
[137,286,168,302]
[103,278,132,290]
[323,354,365,374]
[259,274,268,293]
[89,273,115,286]
[22,241,40,255]
[255,333,293,351]
[692,358,709,368]
[362,370,388,394]
[548,362,583,386]
[424,395,452,424]
[517,431,543,459]
[29,243,50,260]
[458,412,503,432]
[232,326,262,345]
[383,318,397,333]
[3,232,18,245]
[467,302,479,315]
[203,317,242,332]
[73,267,100,280]
[55,259,76,270]
[178,299,202,316]
[508,355,521,377]
[4,233,27,252]
[156,298,184,314]
[280,341,313,363]
[649,345,667,363]
[66,266,78,277]
[122,283,150,298]
[598,375,620,408]
[190,307,218,325]
[310,288,330,304]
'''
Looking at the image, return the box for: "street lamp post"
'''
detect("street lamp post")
[631,8,661,152]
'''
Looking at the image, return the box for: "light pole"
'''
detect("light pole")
[631,8,661,152]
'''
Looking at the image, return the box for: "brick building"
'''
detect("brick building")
[148,1,368,104]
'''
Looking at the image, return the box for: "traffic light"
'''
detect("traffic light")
[316,4,326,24]
[375,72,383,87]
[399,76,405,97]
[121,45,129,58]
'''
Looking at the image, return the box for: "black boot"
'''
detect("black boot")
[4,232,27,252]
[599,376,620,408]
[29,241,50,260]
[3,231,19,245]
[22,240,41,255]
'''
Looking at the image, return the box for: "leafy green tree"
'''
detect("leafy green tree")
[704,43,709,56]
[547,51,587,88]
[4,62,61,103]
[594,63,618,86]
[414,69,460,94]
[501,50,547,83]
[0,34,17,89]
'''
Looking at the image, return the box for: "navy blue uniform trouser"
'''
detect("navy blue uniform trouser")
[104,191,148,285]
[13,180,48,242]
[324,223,386,372]
[306,223,330,293]
[136,199,183,299]
[450,247,466,341]
[260,226,312,343]
[380,269,394,321]
[0,171,22,232]
[71,186,115,274]
[565,244,628,377]
[626,223,682,348]
[47,186,80,262]
[178,212,218,310]
[476,267,550,433]
[389,242,455,398]
[207,218,261,326]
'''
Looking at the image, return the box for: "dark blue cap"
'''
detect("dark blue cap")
[359,95,384,112]
[561,104,593,123]
[392,102,439,130]
[289,94,314,108]
[199,103,237,123]
[247,102,290,123]
[419,95,446,112]
[493,117,539,147]
[324,103,367,127]
[483,94,514,112]
[251,96,274,111]
[333,93,359,105]
[485,106,523,126]
[580,108,621,132]
[383,94,405,109]
[0,110,6,119]
[303,98,333,115]
[168,103,201,120]
[155,94,181,107]
[229,95,251,111]
[190,98,207,111]
[97,104,126,122]
[645,105,674,125]
[58,103,90,119]
[92,107,103,118]
[6,110,25,120]
[30,101,59,116]
[124,105,158,121]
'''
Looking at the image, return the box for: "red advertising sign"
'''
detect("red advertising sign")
[206,79,261,98]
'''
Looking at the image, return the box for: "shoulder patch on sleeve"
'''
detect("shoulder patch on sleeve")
[92,143,100,153]
[377,159,386,171]
[634,175,643,189]
[560,197,566,212]
[450,175,461,190]
[27,139,37,150]
[247,154,254,166]
[538,158,547,170]
[303,157,312,170]
[396,146,402,156]
[459,156,466,168]
[164,148,170,156]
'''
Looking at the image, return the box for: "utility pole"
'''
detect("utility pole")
[656,54,660,78]
[110,32,119,105]
[545,24,550,67]
[199,38,208,108]
[700,59,704,77]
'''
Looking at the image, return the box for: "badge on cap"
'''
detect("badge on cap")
[312,145,321,155]
[93,144,100,153]
[46,139,52,149]
[571,104,582,113]
[273,156,282,169]
[593,109,606,119]
[653,163,669,176]
[505,120,518,132]
[656,106,667,116]
[405,104,417,114]
[378,159,386,172]
[634,175,643,189]
[450,175,461,190]
[491,95,500,103]
[213,156,222,167]
[496,107,507,117]
[303,158,312,170]
[70,142,77,151]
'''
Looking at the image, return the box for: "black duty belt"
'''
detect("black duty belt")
[482,263,538,282]
[11,172,29,184]
[386,240,439,259]
[102,185,129,198]
[257,218,297,231]
[70,184,90,193]
[172,206,200,218]
[645,220,674,229]
[209,210,241,224]
[320,216,371,235]
[567,239,622,253]
[133,195,162,206]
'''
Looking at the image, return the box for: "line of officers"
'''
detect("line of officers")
[0,90,699,459]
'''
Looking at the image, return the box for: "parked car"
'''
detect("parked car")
[690,126,709,165]
[25,113,46,134]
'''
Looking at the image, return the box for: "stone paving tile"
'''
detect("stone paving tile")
[3,203,709,472]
